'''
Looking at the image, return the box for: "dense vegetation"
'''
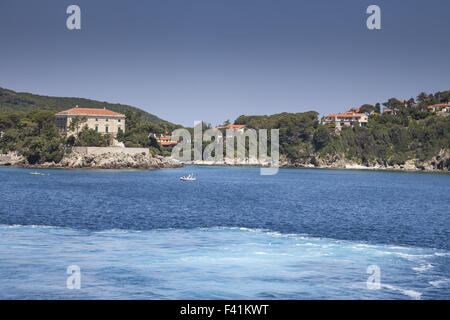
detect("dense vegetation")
[117,110,182,155]
[0,87,171,125]
[320,115,450,166]
[234,90,450,166]
[0,87,183,161]
[234,111,319,160]
[0,110,65,164]
[1,88,449,167]
[0,108,182,162]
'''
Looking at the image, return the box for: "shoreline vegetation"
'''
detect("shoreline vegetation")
[181,150,450,173]
[0,87,449,172]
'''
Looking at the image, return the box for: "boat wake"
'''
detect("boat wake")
[0,224,448,299]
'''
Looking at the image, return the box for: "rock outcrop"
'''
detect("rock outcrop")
[2,149,449,172]
[181,150,450,172]
[0,152,27,167]
[0,150,182,170]
[283,149,450,172]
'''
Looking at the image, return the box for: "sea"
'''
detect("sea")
[0,166,449,299]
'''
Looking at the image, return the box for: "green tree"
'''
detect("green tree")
[76,127,110,147]
[374,103,381,113]
[312,125,331,151]
[360,104,375,114]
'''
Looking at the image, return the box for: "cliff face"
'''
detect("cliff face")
[0,150,182,170]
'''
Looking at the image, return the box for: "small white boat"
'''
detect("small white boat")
[180,173,196,181]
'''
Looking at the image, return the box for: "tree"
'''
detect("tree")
[360,104,375,114]
[436,90,450,103]
[149,136,160,151]
[374,103,381,113]
[125,110,142,131]
[417,92,428,104]
[383,98,403,112]
[21,136,64,164]
[69,116,87,135]
[312,125,331,151]
[76,127,110,147]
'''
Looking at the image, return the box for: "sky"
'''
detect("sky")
[0,0,449,126]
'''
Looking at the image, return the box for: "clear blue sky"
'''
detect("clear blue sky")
[1,0,449,126]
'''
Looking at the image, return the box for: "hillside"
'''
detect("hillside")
[0,87,169,125]
[233,90,450,170]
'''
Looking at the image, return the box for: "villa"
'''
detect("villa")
[427,104,450,115]
[322,108,368,130]
[55,106,126,137]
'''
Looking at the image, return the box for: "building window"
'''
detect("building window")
[95,126,98,132]
[118,119,121,122]
[105,126,109,133]
[106,118,108,122]
[95,118,98,121]
[118,126,121,132]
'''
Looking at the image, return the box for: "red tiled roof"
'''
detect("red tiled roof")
[215,124,246,129]
[155,135,178,146]
[427,104,450,109]
[326,111,366,118]
[56,107,125,117]
[156,136,172,140]
[160,141,178,146]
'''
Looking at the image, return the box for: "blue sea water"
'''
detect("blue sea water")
[0,166,449,299]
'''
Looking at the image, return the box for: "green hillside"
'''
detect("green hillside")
[233,89,450,167]
[0,87,169,125]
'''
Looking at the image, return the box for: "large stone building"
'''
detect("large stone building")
[55,106,125,137]
[322,108,368,130]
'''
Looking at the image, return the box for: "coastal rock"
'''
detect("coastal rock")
[3,148,449,172]
[402,160,417,171]
[0,152,27,167]
[418,149,450,172]
[3,150,183,170]
[188,149,450,173]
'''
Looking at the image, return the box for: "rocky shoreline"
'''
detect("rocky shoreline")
[0,150,183,170]
[182,149,450,173]
[1,149,449,173]
[278,149,450,172]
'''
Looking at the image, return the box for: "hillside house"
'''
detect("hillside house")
[322,109,368,130]
[427,104,450,115]
[153,134,179,147]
